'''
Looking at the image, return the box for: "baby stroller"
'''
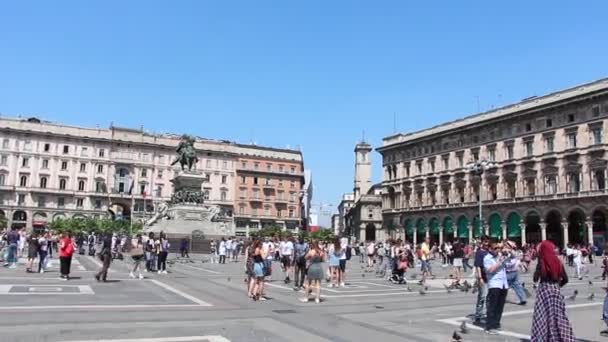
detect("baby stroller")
[390,254,408,285]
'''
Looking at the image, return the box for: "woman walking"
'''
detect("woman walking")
[58,233,74,280]
[37,234,48,273]
[26,233,39,273]
[531,240,574,342]
[299,240,325,303]
[130,234,145,279]
[328,238,343,288]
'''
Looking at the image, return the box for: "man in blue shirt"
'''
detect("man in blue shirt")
[483,241,509,335]
[6,229,20,268]
[473,235,490,324]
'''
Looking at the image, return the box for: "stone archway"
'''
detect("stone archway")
[416,218,426,243]
[442,216,454,243]
[488,213,502,240]
[506,212,522,242]
[525,211,541,244]
[365,223,376,242]
[457,215,469,243]
[428,217,440,244]
[567,209,586,246]
[545,210,563,247]
[403,219,414,243]
[11,210,27,230]
[592,209,608,247]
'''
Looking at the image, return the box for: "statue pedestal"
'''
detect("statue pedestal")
[144,171,235,239]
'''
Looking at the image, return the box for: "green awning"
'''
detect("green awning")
[416,219,426,233]
[457,217,469,238]
[429,219,439,234]
[473,216,483,238]
[507,213,521,237]
[443,217,454,234]
[404,220,414,234]
[489,214,502,238]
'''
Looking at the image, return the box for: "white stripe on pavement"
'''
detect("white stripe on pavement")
[64,336,230,342]
[0,304,201,311]
[172,263,222,274]
[149,279,212,306]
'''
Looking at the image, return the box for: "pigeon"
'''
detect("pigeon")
[419,288,426,295]
[588,292,595,300]
[424,286,429,291]
[444,284,453,293]
[374,305,384,309]
[460,321,469,334]
[589,281,594,286]
[227,277,231,282]
[362,274,365,278]
[568,289,578,301]
[452,331,463,341]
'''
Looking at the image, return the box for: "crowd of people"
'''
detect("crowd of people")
[4,226,608,339]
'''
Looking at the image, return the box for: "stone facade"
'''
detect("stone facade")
[377,78,608,248]
[0,116,303,234]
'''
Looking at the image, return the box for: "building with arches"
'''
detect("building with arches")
[0,117,304,233]
[378,78,608,248]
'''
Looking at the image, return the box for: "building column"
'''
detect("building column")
[520,223,526,246]
[425,228,430,239]
[245,223,250,238]
[540,222,546,241]
[453,228,457,240]
[501,221,507,241]
[468,224,473,243]
[413,230,418,246]
[439,229,444,246]
[586,219,594,245]
[562,219,569,249]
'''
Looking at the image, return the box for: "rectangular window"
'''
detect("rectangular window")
[264,206,270,216]
[0,155,6,166]
[61,161,68,170]
[592,106,601,117]
[203,190,210,200]
[488,149,496,161]
[63,145,69,154]
[290,181,295,189]
[593,128,603,145]
[546,176,557,194]
[97,164,104,173]
[545,137,554,153]
[241,176,246,184]
[239,206,245,215]
[289,208,294,218]
[76,198,84,207]
[2,139,9,149]
[95,200,102,209]
[458,155,464,168]
[568,114,575,122]
[546,119,553,128]
[290,167,296,174]
[506,145,514,159]
[44,143,50,152]
[157,170,163,179]
[18,194,25,205]
[58,197,65,207]
[206,160,211,168]
[279,166,284,173]
[567,133,577,148]
[417,163,422,173]
[222,175,227,184]
[22,157,29,167]
[140,184,146,195]
[81,147,88,156]
[221,191,227,201]
[254,163,259,170]
[241,162,247,169]
[42,159,49,169]
[222,161,227,170]
[253,177,258,185]
[525,123,532,132]
[141,169,147,178]
[267,164,272,171]
[430,161,435,172]
[442,158,448,170]
[525,141,534,156]
[98,149,105,157]
[80,163,86,172]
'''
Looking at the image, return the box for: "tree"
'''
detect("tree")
[0,215,7,230]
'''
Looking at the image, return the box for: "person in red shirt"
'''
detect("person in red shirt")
[59,233,75,280]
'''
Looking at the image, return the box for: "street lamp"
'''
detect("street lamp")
[466,160,496,237]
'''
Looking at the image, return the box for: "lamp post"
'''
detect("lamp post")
[466,160,496,238]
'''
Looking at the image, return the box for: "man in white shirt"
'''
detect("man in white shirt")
[218,238,227,264]
[279,238,294,284]
[339,238,349,287]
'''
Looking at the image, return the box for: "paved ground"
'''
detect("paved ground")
[1,253,606,342]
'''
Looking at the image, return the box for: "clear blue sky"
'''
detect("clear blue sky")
[1,1,607,225]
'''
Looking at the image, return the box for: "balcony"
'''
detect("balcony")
[249,197,263,203]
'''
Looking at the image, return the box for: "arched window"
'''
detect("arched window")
[78,180,85,191]
[59,178,67,190]
[40,177,47,188]
[19,175,27,187]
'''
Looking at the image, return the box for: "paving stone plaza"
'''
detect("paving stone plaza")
[0,253,606,342]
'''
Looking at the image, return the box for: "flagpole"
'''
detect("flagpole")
[130,193,134,236]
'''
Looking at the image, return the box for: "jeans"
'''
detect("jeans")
[145,251,156,271]
[7,243,17,264]
[463,258,471,273]
[38,250,47,272]
[294,261,306,288]
[486,288,508,330]
[157,251,168,271]
[219,254,226,264]
[474,282,488,321]
[96,254,111,281]
[507,271,526,303]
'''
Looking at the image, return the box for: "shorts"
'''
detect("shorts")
[339,259,346,272]
[281,255,292,268]
[421,260,431,272]
[453,258,463,267]
[253,262,265,279]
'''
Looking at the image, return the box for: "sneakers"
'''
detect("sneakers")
[138,274,144,280]
[485,329,498,335]
[315,298,321,304]
[298,297,309,303]
[158,270,162,274]
[162,270,168,274]
[40,269,44,274]
[9,264,16,269]
[129,272,136,279]
[340,282,345,287]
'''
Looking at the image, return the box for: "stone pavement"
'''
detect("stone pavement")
[0,253,606,341]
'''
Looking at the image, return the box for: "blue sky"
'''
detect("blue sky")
[1,1,607,225]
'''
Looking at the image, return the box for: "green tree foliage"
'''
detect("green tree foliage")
[49,217,143,235]
[0,215,8,230]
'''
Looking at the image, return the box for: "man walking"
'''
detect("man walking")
[5,229,19,268]
[419,237,433,285]
[293,236,308,290]
[95,234,112,282]
[473,235,490,324]
[483,241,509,335]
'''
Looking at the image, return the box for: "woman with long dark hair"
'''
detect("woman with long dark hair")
[531,240,574,341]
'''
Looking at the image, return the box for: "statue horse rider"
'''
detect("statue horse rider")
[171,135,199,171]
